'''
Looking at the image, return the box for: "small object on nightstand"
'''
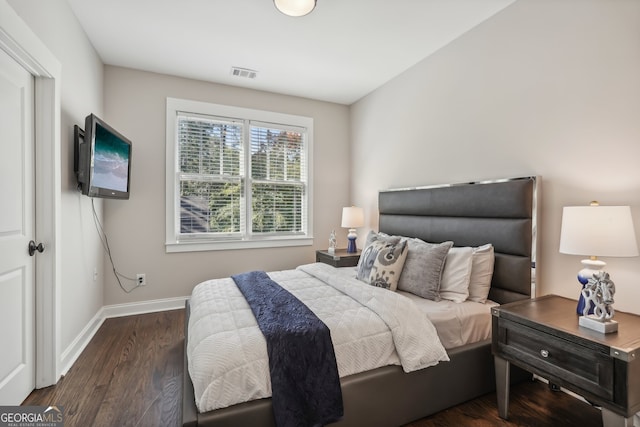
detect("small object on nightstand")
[579,315,618,333]
[316,249,361,268]
[328,230,337,255]
[579,271,618,333]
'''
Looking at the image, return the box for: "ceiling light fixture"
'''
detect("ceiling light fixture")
[274,0,316,17]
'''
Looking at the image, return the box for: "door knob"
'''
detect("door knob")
[28,240,45,256]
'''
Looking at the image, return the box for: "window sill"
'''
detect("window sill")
[165,237,314,253]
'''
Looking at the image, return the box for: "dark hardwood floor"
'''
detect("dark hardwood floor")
[24,310,184,427]
[24,309,602,427]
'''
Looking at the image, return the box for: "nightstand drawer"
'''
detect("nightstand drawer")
[495,319,614,400]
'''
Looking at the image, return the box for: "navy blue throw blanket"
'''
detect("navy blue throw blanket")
[231,271,343,427]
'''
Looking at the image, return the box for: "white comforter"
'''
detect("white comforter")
[188,262,449,413]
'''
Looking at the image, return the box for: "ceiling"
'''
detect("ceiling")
[66,0,515,105]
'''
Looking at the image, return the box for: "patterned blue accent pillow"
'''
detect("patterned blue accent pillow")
[357,238,408,291]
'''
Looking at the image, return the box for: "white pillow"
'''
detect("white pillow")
[467,244,495,303]
[439,247,473,303]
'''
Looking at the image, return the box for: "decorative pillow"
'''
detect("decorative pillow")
[467,244,495,303]
[397,239,453,300]
[440,247,474,303]
[357,238,408,291]
[356,231,401,281]
[363,230,401,248]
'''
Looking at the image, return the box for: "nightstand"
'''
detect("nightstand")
[492,295,640,427]
[315,249,361,268]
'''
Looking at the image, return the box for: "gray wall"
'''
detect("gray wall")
[350,0,640,314]
[102,66,351,304]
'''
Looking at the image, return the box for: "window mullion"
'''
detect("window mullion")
[243,118,252,240]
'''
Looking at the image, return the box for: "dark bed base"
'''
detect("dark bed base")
[183,300,531,427]
[182,177,537,426]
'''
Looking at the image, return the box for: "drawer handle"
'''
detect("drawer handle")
[540,349,549,358]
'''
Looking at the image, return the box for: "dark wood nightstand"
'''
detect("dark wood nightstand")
[315,249,361,268]
[492,295,640,427]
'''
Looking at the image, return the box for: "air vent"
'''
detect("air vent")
[230,67,258,79]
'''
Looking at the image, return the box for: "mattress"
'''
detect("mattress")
[334,266,496,349]
[188,262,449,414]
[400,293,497,349]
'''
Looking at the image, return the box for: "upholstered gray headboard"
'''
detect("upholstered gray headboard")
[378,177,536,304]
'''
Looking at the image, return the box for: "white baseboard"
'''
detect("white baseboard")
[102,296,189,319]
[59,296,189,376]
[59,307,106,376]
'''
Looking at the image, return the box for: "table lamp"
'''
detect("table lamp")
[341,206,364,253]
[559,202,638,332]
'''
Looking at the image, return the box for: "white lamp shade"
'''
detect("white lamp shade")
[341,206,364,228]
[559,205,639,257]
[274,0,316,16]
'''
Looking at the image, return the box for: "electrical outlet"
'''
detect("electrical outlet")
[136,273,146,286]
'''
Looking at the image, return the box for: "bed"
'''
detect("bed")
[182,176,538,427]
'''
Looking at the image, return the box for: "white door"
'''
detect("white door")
[0,48,36,405]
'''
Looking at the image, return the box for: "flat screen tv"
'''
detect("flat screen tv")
[74,114,132,199]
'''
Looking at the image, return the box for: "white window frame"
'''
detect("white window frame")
[165,98,314,252]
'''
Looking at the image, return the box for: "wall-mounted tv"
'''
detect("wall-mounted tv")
[74,114,132,199]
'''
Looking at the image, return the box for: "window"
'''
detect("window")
[166,98,313,252]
